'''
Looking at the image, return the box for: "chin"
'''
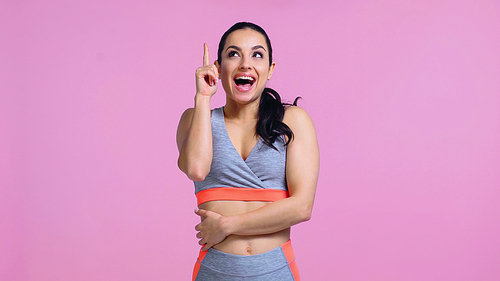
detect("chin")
[228,93,258,105]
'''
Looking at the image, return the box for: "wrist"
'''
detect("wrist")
[221,215,237,236]
[195,93,212,102]
[194,94,211,109]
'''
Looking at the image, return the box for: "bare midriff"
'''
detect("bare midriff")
[199,200,290,256]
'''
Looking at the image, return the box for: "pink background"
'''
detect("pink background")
[1,0,500,280]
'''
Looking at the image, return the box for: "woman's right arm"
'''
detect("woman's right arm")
[176,44,219,181]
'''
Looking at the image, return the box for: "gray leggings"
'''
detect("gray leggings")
[193,240,300,281]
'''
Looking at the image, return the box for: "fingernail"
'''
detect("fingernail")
[195,208,199,212]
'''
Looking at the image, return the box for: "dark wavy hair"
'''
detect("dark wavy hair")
[217,22,300,148]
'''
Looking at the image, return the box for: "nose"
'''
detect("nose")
[238,56,252,70]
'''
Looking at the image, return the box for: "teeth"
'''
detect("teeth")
[236,76,254,81]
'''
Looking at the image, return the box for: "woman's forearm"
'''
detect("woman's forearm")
[178,94,213,181]
[223,195,313,236]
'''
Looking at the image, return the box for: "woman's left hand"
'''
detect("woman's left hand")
[194,209,230,251]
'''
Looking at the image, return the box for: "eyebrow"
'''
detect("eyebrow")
[225,45,267,52]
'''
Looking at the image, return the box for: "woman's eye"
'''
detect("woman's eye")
[253,52,263,58]
[228,51,238,57]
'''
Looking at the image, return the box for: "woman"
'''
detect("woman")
[177,22,319,281]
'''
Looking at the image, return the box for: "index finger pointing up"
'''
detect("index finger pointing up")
[203,43,209,66]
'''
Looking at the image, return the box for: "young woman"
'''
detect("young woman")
[176,22,319,281]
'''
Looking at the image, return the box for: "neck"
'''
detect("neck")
[223,98,260,121]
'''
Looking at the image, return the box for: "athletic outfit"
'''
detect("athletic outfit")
[192,107,300,281]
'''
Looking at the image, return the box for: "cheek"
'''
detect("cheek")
[220,62,236,78]
[219,68,231,81]
[220,69,233,89]
[257,67,270,80]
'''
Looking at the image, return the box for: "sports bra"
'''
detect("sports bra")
[194,107,289,206]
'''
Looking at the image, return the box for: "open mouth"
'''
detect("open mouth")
[234,76,255,87]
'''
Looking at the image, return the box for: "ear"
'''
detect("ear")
[267,62,276,80]
[214,60,221,78]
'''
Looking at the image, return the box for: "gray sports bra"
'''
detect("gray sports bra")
[194,107,288,196]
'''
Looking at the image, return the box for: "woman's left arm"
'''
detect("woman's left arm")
[195,106,319,250]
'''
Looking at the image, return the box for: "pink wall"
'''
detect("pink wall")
[1,0,499,280]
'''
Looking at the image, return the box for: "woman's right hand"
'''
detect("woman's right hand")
[195,43,219,97]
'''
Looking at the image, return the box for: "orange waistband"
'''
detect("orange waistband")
[196,187,289,206]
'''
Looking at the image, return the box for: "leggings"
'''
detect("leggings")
[193,240,300,281]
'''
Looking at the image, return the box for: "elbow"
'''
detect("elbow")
[178,153,211,181]
[180,161,210,181]
[299,204,313,222]
[187,169,208,181]
[290,196,313,223]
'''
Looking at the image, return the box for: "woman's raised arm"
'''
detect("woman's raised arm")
[177,44,219,181]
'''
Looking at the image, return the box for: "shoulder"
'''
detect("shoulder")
[177,108,195,132]
[282,106,316,144]
[283,106,314,128]
[180,107,195,121]
[179,107,215,125]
